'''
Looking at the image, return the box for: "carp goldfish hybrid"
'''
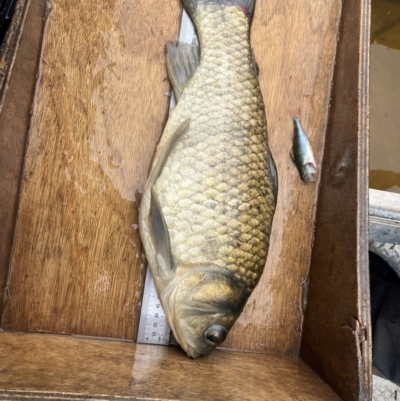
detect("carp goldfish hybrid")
[139,0,277,358]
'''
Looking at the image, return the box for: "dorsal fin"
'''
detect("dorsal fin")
[166,42,200,101]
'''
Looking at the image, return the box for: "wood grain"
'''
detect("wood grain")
[0,332,342,401]
[300,0,372,400]
[222,0,341,355]
[2,0,182,338]
[0,0,47,319]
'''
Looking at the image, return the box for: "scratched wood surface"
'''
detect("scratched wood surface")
[2,0,182,337]
[0,332,342,401]
[2,0,341,356]
[301,0,372,400]
[0,0,47,320]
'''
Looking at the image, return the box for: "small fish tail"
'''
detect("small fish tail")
[181,0,256,20]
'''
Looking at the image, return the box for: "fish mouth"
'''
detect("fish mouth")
[186,345,202,359]
[170,316,203,359]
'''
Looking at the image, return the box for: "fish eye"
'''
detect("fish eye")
[204,325,227,346]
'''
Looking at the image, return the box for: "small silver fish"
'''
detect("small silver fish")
[292,117,317,183]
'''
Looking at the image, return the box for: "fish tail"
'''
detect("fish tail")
[181,0,256,21]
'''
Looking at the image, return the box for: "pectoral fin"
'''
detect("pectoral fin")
[149,188,174,273]
[139,119,190,281]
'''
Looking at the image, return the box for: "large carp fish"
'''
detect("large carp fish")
[139,0,277,358]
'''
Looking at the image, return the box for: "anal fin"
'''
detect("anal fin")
[166,41,200,101]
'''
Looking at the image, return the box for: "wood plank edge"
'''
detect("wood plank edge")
[0,331,343,401]
[300,0,372,399]
[0,0,48,322]
[0,0,31,113]
[0,390,151,401]
[356,0,372,399]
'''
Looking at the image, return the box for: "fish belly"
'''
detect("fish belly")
[154,4,275,293]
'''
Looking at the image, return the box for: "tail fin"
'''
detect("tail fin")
[181,0,256,20]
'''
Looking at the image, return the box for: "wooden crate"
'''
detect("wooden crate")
[0,0,371,400]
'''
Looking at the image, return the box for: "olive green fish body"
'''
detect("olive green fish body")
[157,3,275,289]
[139,0,276,358]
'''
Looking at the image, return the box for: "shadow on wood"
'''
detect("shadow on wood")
[301,0,372,400]
[0,0,47,319]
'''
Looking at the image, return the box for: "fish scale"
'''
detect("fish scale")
[154,3,275,293]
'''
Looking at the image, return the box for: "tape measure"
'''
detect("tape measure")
[137,10,198,346]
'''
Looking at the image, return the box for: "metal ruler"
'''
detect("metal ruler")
[137,10,198,345]
[137,268,171,345]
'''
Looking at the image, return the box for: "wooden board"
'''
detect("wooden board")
[2,0,341,357]
[2,0,182,338]
[300,0,372,400]
[222,0,341,354]
[0,332,342,401]
[0,0,47,319]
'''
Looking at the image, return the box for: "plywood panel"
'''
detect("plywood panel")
[0,332,342,401]
[222,0,341,355]
[0,0,47,319]
[301,0,372,400]
[2,0,182,338]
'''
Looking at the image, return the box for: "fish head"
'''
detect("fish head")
[163,265,247,358]
[301,162,317,183]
